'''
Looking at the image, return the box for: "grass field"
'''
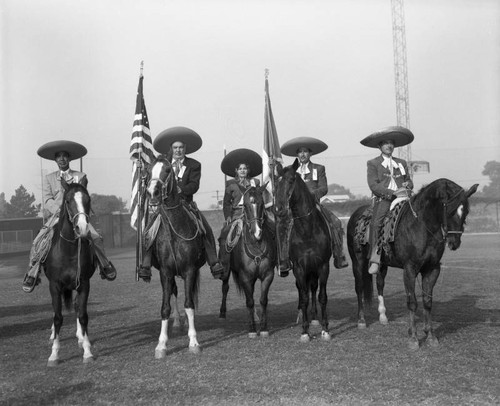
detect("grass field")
[1,234,499,405]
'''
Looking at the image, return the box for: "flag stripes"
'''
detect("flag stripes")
[129,75,156,230]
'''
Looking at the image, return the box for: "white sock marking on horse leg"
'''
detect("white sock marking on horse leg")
[378,295,388,324]
[81,333,93,360]
[50,323,55,341]
[48,335,60,363]
[76,319,84,346]
[185,308,199,348]
[155,319,169,354]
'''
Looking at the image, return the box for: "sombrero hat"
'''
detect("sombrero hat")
[221,148,262,177]
[154,126,202,154]
[37,140,87,160]
[360,126,414,148]
[280,137,328,157]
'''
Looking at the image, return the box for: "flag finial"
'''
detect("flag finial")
[140,61,144,78]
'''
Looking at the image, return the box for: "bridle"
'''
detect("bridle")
[440,188,466,240]
[59,200,90,243]
[149,168,175,206]
[275,172,313,221]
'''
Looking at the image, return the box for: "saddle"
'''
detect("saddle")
[354,199,408,254]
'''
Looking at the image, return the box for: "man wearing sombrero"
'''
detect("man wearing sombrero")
[360,126,414,275]
[138,127,225,281]
[280,136,349,269]
[22,140,117,293]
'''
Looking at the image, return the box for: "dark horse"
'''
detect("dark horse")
[274,161,333,342]
[347,178,478,349]
[44,181,95,366]
[145,156,206,357]
[219,185,276,338]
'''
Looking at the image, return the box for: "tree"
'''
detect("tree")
[91,194,127,215]
[481,161,500,198]
[0,192,8,219]
[7,185,40,218]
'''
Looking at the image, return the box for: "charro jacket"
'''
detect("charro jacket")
[174,156,201,203]
[367,155,413,201]
[296,161,328,201]
[43,169,88,220]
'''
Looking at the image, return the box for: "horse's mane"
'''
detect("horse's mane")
[410,178,465,213]
[282,165,317,208]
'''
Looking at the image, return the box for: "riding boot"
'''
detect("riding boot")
[22,263,42,293]
[91,239,117,281]
[138,248,153,282]
[198,213,224,279]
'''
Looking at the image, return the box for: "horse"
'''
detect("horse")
[274,160,333,342]
[145,155,206,357]
[43,181,96,366]
[346,178,478,349]
[218,185,276,338]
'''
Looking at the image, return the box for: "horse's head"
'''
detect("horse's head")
[146,156,177,206]
[242,185,266,241]
[420,178,479,250]
[61,180,91,239]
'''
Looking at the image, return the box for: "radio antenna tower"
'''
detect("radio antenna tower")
[391,0,411,164]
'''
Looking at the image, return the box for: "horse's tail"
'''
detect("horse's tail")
[63,288,73,311]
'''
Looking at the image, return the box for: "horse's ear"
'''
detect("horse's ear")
[165,148,173,162]
[61,178,69,191]
[466,184,479,198]
[292,158,300,172]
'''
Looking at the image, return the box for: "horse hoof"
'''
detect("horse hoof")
[358,322,367,329]
[321,331,331,341]
[408,339,419,351]
[248,332,258,339]
[300,334,311,343]
[260,331,269,338]
[155,349,167,359]
[83,356,94,364]
[379,316,389,326]
[189,345,201,354]
[311,320,320,327]
[47,359,59,367]
[219,314,226,320]
[427,336,439,348]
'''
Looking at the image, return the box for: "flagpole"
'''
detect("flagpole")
[135,61,145,282]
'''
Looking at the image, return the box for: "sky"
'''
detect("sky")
[1,0,499,210]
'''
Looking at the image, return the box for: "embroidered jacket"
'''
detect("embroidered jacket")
[367,155,413,201]
[222,178,260,220]
[43,169,87,220]
[296,161,328,201]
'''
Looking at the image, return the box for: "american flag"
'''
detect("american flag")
[262,74,282,206]
[129,75,156,230]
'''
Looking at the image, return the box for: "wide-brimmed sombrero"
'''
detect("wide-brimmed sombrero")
[153,126,203,154]
[221,148,263,177]
[37,140,87,160]
[280,137,328,157]
[360,126,414,148]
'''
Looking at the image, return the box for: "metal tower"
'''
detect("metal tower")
[391,0,411,163]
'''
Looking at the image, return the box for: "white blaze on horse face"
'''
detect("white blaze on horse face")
[250,202,262,240]
[456,204,464,219]
[74,191,89,236]
[148,162,164,198]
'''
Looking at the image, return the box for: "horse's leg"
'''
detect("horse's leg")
[403,267,419,350]
[155,275,173,359]
[352,252,367,329]
[259,268,274,337]
[310,276,320,327]
[75,284,93,363]
[296,270,310,342]
[295,280,302,324]
[318,263,331,341]
[376,264,389,325]
[219,273,230,319]
[184,271,200,354]
[171,280,181,328]
[422,265,441,347]
[48,285,62,367]
[243,279,257,338]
